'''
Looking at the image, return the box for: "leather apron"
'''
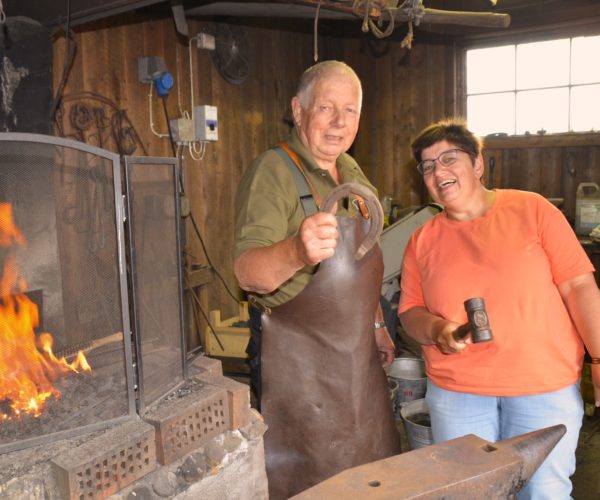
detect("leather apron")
[260,184,401,500]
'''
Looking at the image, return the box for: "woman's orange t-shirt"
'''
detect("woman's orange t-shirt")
[399,189,594,396]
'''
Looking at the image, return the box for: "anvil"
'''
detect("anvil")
[292,424,566,499]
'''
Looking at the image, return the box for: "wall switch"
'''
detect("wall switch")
[194,105,218,142]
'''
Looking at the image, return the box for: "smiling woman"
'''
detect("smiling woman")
[399,116,600,500]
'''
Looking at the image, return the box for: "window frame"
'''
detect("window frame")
[458,22,600,138]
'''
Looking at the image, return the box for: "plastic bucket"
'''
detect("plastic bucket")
[400,398,434,450]
[575,182,600,235]
[386,357,427,417]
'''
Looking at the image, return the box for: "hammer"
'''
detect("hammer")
[452,297,493,343]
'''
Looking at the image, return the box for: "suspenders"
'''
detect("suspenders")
[273,143,371,220]
[274,144,319,217]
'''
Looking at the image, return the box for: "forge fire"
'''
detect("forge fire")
[0,203,90,420]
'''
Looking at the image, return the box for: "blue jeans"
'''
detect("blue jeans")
[426,381,583,500]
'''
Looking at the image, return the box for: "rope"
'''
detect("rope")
[0,1,6,25]
[400,0,425,26]
[313,0,321,62]
[400,17,414,49]
[352,0,396,39]
[399,0,425,49]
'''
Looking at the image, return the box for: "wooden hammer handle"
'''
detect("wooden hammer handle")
[452,323,471,342]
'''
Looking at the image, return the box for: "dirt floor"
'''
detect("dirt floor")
[572,407,600,499]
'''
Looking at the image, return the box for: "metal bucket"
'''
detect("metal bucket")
[387,377,399,408]
[400,398,434,450]
[386,357,427,416]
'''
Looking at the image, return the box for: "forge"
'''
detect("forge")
[0,133,266,499]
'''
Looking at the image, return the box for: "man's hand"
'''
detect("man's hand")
[374,326,395,367]
[234,210,339,294]
[294,211,339,266]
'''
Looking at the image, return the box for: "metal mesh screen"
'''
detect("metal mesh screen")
[124,156,185,414]
[0,134,135,454]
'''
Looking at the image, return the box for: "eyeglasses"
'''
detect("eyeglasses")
[416,148,468,176]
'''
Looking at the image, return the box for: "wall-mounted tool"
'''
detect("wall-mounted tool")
[453,297,493,343]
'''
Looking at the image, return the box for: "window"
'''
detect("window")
[466,35,600,136]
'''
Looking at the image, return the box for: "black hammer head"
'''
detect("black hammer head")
[464,297,493,343]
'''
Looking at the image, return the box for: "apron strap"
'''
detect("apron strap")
[274,144,320,216]
[322,183,384,260]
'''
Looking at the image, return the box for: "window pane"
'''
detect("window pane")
[571,85,600,131]
[516,88,568,134]
[467,93,515,136]
[516,39,570,89]
[466,46,515,94]
[572,36,600,84]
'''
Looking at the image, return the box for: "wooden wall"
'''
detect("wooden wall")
[50,8,600,350]
[457,9,600,229]
[51,13,460,348]
[341,31,462,209]
[484,135,600,227]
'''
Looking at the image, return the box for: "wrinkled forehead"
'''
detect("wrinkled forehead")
[310,74,362,107]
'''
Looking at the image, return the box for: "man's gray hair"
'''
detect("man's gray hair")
[296,60,363,110]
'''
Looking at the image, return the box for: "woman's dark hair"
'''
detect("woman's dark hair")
[411,118,483,164]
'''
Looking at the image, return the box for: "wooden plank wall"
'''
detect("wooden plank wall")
[51,13,460,349]
[51,11,600,351]
[484,136,600,227]
[337,31,461,210]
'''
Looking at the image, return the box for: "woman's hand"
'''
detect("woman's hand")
[433,321,469,355]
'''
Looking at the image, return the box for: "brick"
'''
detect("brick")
[51,419,156,500]
[193,374,251,430]
[188,355,223,380]
[143,384,230,465]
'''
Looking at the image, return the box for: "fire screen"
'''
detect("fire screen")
[124,156,186,414]
[0,133,136,454]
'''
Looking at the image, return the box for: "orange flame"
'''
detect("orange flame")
[0,202,91,420]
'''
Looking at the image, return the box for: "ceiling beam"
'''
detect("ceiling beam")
[290,1,510,28]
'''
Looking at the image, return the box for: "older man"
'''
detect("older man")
[233,60,400,499]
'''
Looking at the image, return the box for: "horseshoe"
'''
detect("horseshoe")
[321,183,384,261]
